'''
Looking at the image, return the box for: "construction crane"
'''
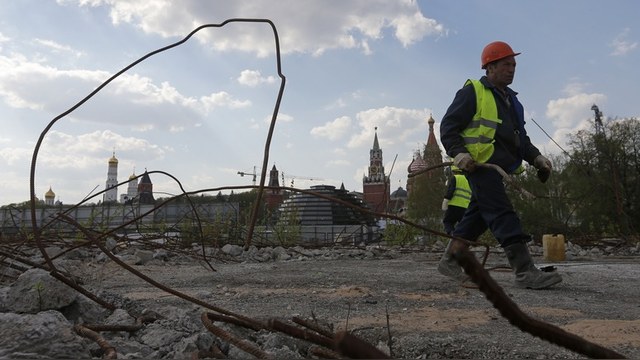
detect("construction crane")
[237,166,258,186]
[591,104,604,135]
[281,172,324,188]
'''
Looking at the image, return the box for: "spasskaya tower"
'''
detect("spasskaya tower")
[362,127,390,213]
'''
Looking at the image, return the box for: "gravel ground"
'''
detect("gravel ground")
[86,246,640,359]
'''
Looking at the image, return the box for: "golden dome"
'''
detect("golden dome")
[108,150,118,164]
[45,186,55,198]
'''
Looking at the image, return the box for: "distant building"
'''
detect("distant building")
[120,170,139,203]
[276,183,378,244]
[407,150,426,195]
[278,184,375,226]
[422,114,443,170]
[389,186,407,214]
[265,165,283,210]
[103,152,118,203]
[44,187,55,206]
[362,127,390,214]
[137,171,155,205]
[406,114,443,194]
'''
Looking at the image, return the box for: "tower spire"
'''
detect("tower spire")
[373,126,380,150]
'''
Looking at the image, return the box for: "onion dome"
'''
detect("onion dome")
[45,186,55,198]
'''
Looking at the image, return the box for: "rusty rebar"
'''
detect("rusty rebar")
[292,316,334,339]
[333,330,390,359]
[204,311,265,332]
[82,313,159,333]
[201,312,272,359]
[454,246,626,359]
[73,324,117,359]
[267,319,334,349]
[308,345,342,359]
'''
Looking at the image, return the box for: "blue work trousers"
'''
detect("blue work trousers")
[451,166,530,247]
[443,205,467,235]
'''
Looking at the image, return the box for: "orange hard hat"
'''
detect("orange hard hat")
[481,41,521,69]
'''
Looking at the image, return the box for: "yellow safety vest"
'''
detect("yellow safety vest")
[462,79,524,174]
[461,79,500,164]
[448,174,471,208]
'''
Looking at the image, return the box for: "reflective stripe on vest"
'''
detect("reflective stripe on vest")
[461,79,501,163]
[448,174,471,208]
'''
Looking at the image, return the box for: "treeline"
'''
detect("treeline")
[510,116,639,243]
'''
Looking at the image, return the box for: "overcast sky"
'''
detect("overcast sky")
[0,0,638,205]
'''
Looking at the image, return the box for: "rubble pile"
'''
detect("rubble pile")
[0,239,638,358]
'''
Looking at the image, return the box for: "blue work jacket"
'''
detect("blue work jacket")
[440,76,541,174]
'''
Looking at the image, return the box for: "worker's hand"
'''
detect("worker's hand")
[533,155,552,171]
[441,199,449,211]
[453,153,476,172]
[533,155,552,183]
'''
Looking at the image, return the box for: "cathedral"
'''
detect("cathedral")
[406,114,443,192]
[362,114,443,215]
[99,152,154,205]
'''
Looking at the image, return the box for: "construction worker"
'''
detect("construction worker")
[441,166,471,235]
[438,41,562,289]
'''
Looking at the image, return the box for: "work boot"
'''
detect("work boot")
[504,242,562,289]
[437,240,469,282]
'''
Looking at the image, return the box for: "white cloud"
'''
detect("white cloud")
[40,130,165,169]
[610,28,638,56]
[546,92,606,129]
[237,69,276,87]
[561,81,589,97]
[324,91,363,111]
[0,146,31,166]
[0,52,252,131]
[347,106,429,148]
[328,159,350,166]
[391,11,447,47]
[201,91,251,111]
[33,38,85,58]
[0,53,104,110]
[544,121,593,156]
[333,148,347,157]
[263,112,293,124]
[57,0,103,6]
[310,116,352,140]
[65,0,446,57]
[325,98,347,110]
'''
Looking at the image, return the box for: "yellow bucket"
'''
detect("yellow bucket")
[542,234,565,262]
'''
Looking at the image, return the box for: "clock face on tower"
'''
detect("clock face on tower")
[371,166,379,174]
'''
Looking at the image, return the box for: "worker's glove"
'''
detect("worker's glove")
[533,155,552,183]
[441,199,449,211]
[453,153,476,172]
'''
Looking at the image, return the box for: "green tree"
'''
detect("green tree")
[563,118,640,237]
[508,153,574,241]
[273,206,301,247]
[405,170,446,232]
[382,223,420,246]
